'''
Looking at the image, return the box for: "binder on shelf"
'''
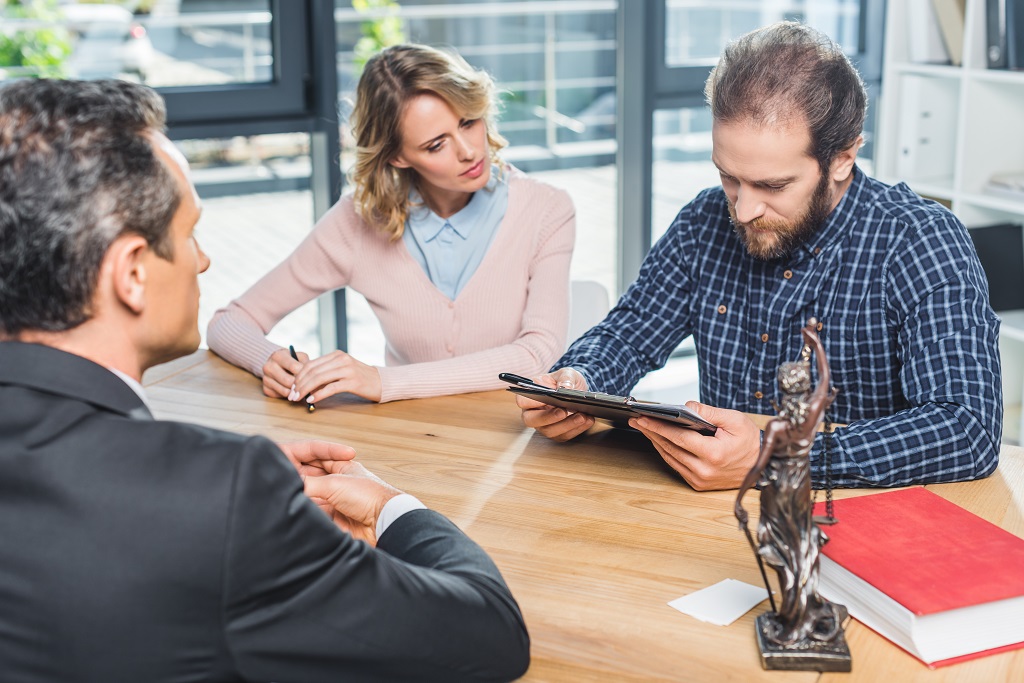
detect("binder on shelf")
[895,75,957,183]
[967,220,1024,312]
[986,0,1024,69]
[983,171,1024,201]
[909,0,951,63]
[814,489,1024,667]
[931,0,966,65]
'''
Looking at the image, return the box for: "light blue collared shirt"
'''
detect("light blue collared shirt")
[402,165,509,300]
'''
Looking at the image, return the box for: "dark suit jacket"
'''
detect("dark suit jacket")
[0,342,529,682]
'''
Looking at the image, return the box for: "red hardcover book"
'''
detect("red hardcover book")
[813,488,1024,667]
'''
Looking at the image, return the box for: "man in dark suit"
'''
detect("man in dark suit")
[0,78,529,682]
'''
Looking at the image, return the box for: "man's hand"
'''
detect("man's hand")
[514,367,595,441]
[630,402,761,491]
[292,350,383,404]
[277,439,357,477]
[262,347,307,399]
[301,461,403,546]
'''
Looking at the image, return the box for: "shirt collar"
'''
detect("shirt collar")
[109,367,152,410]
[794,164,871,261]
[407,164,503,242]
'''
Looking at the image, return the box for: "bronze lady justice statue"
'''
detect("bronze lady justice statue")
[733,318,850,671]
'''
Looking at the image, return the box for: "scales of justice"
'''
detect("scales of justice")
[734,318,852,672]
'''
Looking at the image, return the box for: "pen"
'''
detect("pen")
[288,345,315,413]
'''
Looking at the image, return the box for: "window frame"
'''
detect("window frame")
[160,0,347,351]
[159,0,309,126]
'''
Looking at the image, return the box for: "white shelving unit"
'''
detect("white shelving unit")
[875,0,1024,442]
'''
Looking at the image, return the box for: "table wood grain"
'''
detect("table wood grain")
[143,350,1024,682]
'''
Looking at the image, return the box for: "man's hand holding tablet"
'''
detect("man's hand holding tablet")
[505,369,598,442]
[501,371,717,436]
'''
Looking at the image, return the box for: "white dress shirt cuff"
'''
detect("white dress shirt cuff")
[376,493,427,539]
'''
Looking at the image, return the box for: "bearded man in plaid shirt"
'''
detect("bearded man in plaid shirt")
[517,22,1002,491]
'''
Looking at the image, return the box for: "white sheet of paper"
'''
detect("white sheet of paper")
[667,579,770,626]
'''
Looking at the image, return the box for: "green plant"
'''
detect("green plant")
[352,0,406,74]
[0,0,72,79]
[74,0,154,12]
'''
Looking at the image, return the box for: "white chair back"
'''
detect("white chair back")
[568,280,611,346]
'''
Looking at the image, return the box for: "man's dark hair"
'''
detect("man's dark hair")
[705,21,868,173]
[0,78,180,336]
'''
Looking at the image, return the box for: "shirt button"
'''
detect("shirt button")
[817,321,824,331]
[814,247,822,255]
[717,304,727,314]
[761,333,769,343]
[783,270,793,280]
[754,391,764,400]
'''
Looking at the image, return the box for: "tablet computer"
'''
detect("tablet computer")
[500,373,716,436]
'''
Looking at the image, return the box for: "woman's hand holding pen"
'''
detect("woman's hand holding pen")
[291,349,383,404]
[262,347,308,399]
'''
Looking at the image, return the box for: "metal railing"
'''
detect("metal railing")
[0,10,273,84]
[335,1,618,162]
[141,11,272,83]
[3,2,619,163]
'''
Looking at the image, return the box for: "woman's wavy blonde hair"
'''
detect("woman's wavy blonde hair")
[350,44,508,240]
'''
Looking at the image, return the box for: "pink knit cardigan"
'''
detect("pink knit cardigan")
[206,171,575,402]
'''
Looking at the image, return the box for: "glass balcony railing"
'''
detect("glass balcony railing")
[334,0,619,172]
[0,1,273,86]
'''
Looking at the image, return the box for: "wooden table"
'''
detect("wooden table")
[143,351,1024,682]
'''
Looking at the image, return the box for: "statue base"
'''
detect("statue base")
[754,606,852,672]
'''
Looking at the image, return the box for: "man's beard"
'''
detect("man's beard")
[729,171,833,260]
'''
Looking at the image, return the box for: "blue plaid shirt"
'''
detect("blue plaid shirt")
[556,167,1002,487]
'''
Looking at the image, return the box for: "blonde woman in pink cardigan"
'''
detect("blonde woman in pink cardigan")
[207,44,575,404]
